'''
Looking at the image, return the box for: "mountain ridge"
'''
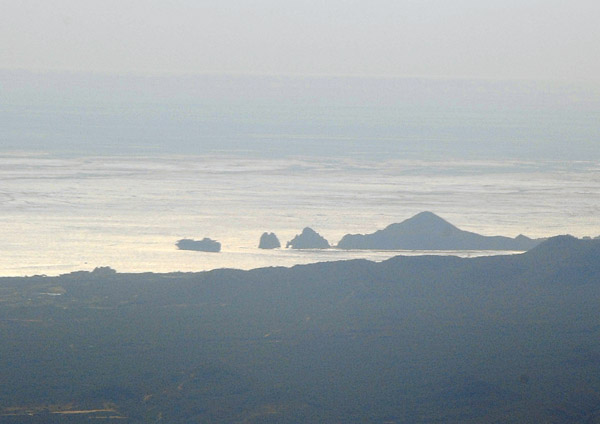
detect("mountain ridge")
[337,211,542,251]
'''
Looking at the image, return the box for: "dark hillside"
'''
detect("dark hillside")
[0,237,599,423]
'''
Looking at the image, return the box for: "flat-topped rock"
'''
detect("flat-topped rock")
[176,238,221,252]
[286,227,330,249]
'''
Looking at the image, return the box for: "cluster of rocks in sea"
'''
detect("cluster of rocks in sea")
[175,211,546,253]
[177,229,332,253]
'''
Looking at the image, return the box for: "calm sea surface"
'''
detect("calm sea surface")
[0,153,598,276]
[1,73,598,276]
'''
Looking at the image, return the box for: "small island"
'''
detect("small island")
[258,232,281,249]
[286,227,330,249]
[176,238,221,252]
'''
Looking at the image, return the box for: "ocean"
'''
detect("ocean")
[1,72,598,276]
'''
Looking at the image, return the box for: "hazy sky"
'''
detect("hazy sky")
[2,0,599,80]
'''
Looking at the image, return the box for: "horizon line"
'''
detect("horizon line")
[1,66,598,85]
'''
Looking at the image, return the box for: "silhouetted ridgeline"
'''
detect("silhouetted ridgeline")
[337,211,542,250]
[0,236,599,423]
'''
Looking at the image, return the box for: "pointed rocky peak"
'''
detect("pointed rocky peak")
[286,227,330,249]
[406,211,454,225]
[385,211,459,234]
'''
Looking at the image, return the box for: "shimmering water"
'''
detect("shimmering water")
[2,73,599,275]
[0,153,597,276]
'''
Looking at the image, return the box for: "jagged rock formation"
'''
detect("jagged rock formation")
[337,211,542,251]
[258,232,281,249]
[286,227,330,249]
[176,238,221,252]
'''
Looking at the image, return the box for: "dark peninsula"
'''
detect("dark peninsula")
[337,211,542,251]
